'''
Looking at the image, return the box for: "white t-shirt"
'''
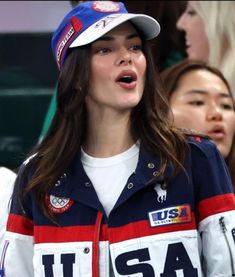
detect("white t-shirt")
[81,142,140,216]
[0,167,16,253]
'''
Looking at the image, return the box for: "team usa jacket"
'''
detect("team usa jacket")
[1,136,235,277]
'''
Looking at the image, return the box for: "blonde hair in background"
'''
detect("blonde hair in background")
[190,1,235,96]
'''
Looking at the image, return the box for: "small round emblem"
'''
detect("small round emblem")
[46,195,74,214]
[92,1,121,13]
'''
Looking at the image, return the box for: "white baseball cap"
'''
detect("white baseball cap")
[52,1,160,69]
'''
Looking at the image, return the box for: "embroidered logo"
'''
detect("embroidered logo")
[46,195,74,214]
[92,1,121,13]
[56,17,83,68]
[148,205,192,227]
[56,25,75,67]
[94,14,123,30]
[154,183,167,203]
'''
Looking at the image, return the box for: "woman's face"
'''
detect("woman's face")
[176,3,209,62]
[170,69,235,158]
[86,21,146,116]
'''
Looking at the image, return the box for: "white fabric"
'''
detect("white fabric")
[81,142,139,216]
[199,210,235,276]
[0,167,16,253]
[69,12,160,48]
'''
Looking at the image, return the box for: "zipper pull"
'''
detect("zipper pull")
[232,228,235,244]
[0,240,9,277]
[0,269,4,277]
[219,217,235,276]
[219,216,227,233]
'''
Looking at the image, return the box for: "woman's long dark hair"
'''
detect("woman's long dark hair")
[22,41,188,220]
[161,59,235,189]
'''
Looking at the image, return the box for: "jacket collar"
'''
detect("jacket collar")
[49,143,173,211]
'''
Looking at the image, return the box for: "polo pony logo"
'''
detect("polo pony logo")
[154,183,167,203]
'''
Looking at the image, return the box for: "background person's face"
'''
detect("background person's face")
[170,69,235,158]
[176,3,209,62]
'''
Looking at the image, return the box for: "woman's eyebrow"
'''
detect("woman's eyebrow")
[184,89,208,96]
[185,89,232,99]
[95,33,140,42]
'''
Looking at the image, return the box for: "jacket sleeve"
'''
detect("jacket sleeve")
[0,163,34,277]
[0,168,16,254]
[190,138,235,276]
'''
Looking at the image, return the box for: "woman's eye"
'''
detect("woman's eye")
[187,10,196,16]
[188,100,204,106]
[130,45,143,52]
[185,6,197,16]
[96,48,111,54]
[221,103,233,110]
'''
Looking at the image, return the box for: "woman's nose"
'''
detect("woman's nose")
[176,14,185,31]
[116,48,132,66]
[206,105,223,121]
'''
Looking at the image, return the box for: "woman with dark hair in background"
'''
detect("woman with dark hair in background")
[161,59,235,189]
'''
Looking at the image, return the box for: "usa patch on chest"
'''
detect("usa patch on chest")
[45,194,74,214]
[148,204,192,227]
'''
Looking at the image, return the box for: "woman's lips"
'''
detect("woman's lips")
[116,80,137,90]
[208,128,225,140]
[115,70,137,90]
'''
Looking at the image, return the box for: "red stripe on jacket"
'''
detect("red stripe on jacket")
[7,214,33,236]
[197,193,235,222]
[32,215,197,244]
[108,215,196,243]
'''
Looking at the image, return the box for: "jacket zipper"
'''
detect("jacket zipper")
[0,240,9,277]
[219,216,235,276]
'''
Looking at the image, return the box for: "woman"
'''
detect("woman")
[176,1,235,97]
[161,59,235,189]
[2,2,235,276]
[39,1,187,142]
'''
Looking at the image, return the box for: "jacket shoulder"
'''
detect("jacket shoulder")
[177,127,218,157]
[178,128,210,142]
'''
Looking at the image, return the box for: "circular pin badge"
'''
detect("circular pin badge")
[46,195,74,214]
[92,1,121,13]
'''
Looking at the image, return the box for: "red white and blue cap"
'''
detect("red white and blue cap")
[51,1,160,70]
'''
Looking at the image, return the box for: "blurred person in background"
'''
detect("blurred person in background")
[122,1,187,71]
[161,59,235,189]
[176,1,235,97]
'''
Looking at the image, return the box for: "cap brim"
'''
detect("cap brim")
[69,13,160,48]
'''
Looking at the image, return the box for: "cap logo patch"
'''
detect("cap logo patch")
[94,14,122,30]
[148,205,192,227]
[56,16,83,68]
[92,1,121,13]
[46,195,74,214]
[56,24,75,67]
